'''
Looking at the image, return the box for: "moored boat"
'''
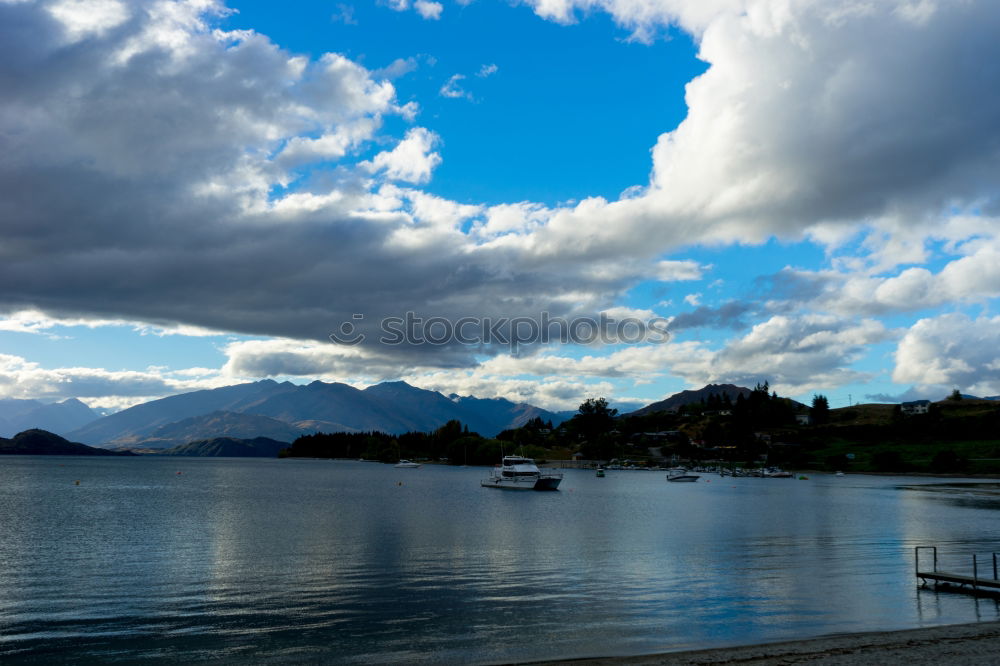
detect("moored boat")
[481,456,563,490]
[394,460,421,468]
[666,467,700,482]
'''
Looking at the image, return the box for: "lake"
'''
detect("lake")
[2,456,999,664]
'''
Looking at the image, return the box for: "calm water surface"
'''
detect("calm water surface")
[2,456,1000,663]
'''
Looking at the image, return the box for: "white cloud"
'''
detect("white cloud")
[362,127,442,184]
[331,3,358,25]
[893,313,1000,396]
[47,0,129,42]
[439,73,470,99]
[414,0,442,20]
[406,371,618,411]
[277,118,381,168]
[385,0,442,20]
[509,1,1000,266]
[375,57,419,79]
[473,202,552,238]
[0,310,130,337]
[477,63,499,77]
[0,353,229,408]
[779,229,1000,316]
[654,260,704,282]
[222,338,387,379]
[659,314,894,395]
[523,0,736,42]
[389,186,484,230]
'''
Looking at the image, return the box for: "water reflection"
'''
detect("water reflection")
[2,460,1000,663]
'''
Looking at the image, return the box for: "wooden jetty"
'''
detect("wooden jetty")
[915,546,1000,593]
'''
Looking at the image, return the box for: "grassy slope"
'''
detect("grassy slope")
[800,400,1000,473]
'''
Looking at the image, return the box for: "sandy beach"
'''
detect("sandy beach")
[534,621,1000,665]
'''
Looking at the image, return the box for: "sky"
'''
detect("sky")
[2,0,1000,413]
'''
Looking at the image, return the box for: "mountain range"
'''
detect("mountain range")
[66,380,573,450]
[103,411,313,452]
[19,378,929,454]
[0,398,99,438]
[627,384,754,416]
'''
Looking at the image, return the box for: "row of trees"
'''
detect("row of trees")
[283,419,544,465]
[282,380,977,471]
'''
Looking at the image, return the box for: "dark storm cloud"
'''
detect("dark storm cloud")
[668,301,754,332]
[0,0,640,369]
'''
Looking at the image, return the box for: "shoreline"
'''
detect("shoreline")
[543,463,1000,480]
[530,621,1000,665]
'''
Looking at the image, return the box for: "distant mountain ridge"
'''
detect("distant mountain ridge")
[448,394,575,434]
[68,380,570,449]
[68,380,297,445]
[102,410,309,451]
[0,398,99,438]
[628,384,754,417]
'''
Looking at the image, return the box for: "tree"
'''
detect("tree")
[825,453,849,471]
[948,388,963,401]
[578,397,617,417]
[872,450,904,472]
[575,398,617,430]
[931,449,966,472]
[570,398,618,450]
[810,394,830,425]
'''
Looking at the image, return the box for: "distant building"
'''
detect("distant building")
[795,414,811,425]
[900,400,931,415]
[631,430,685,442]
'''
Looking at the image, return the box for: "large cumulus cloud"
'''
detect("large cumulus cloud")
[517,0,1000,262]
[893,313,1000,397]
[4,1,718,366]
[0,0,652,358]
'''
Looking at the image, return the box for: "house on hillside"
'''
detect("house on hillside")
[703,409,733,417]
[795,413,811,425]
[900,400,930,415]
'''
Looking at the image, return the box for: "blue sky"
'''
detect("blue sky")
[225,0,705,205]
[2,0,1000,413]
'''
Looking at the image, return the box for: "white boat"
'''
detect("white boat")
[394,460,421,468]
[481,456,563,491]
[666,467,700,482]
